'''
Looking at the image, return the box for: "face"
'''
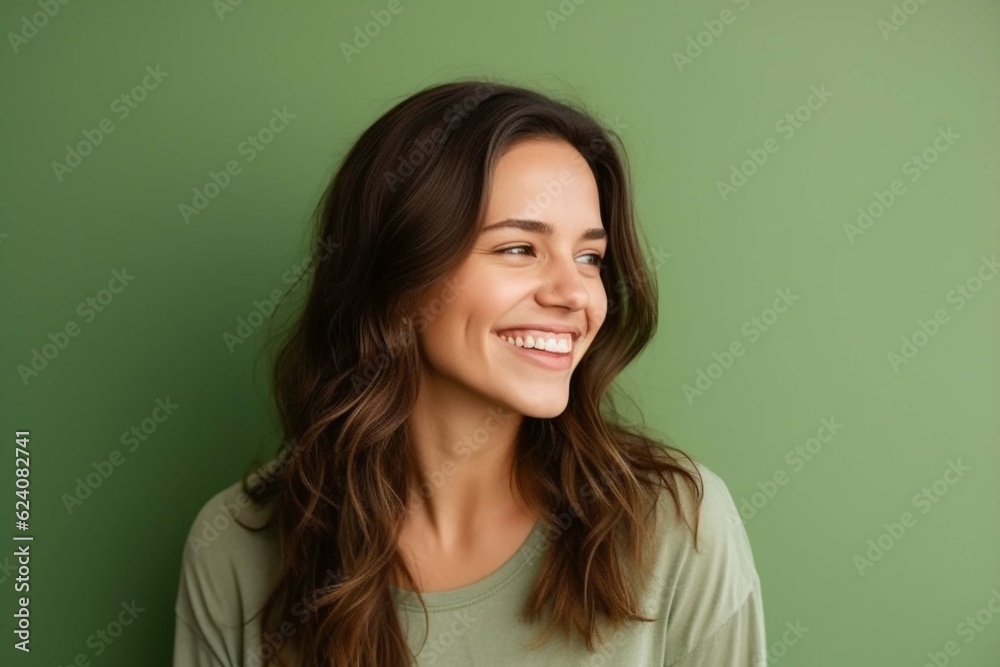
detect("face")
[415,137,609,418]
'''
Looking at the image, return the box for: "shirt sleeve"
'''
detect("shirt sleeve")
[173,611,229,667]
[665,582,768,667]
[654,462,769,667]
[171,483,259,667]
[172,535,236,667]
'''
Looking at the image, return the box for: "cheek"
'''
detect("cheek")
[417,293,485,354]
[591,284,609,324]
[594,280,607,302]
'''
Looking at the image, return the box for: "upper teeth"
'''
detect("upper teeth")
[496,330,573,354]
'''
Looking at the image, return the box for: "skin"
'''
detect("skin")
[396,138,609,592]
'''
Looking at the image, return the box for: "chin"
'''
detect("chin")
[506,394,569,419]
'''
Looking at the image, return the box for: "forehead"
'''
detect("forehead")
[483,138,603,229]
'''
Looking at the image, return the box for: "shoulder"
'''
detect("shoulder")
[649,457,757,568]
[644,458,762,649]
[175,473,282,624]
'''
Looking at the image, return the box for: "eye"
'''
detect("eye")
[496,245,605,268]
[497,245,536,257]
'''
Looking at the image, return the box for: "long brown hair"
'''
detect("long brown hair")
[237,78,704,666]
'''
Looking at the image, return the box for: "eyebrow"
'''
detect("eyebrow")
[479,218,607,241]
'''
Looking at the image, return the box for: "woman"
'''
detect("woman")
[172,79,767,666]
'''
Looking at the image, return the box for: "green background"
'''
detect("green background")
[2,0,998,664]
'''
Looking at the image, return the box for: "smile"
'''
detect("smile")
[493,331,574,370]
[493,330,573,353]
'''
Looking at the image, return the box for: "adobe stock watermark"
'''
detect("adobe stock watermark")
[843,126,959,244]
[919,588,1000,667]
[55,600,144,665]
[347,275,470,395]
[544,0,591,31]
[51,65,170,183]
[877,0,933,41]
[7,0,71,54]
[852,458,970,576]
[416,610,476,664]
[579,114,630,163]
[179,106,296,224]
[407,406,515,515]
[213,0,247,21]
[717,84,834,202]
[340,0,415,63]
[359,159,603,388]
[16,268,135,386]
[604,244,672,318]
[672,0,757,73]
[187,485,261,553]
[188,437,308,552]
[222,235,340,353]
[579,617,631,665]
[737,417,845,524]
[384,80,496,192]
[886,253,998,373]
[383,86,625,193]
[243,567,343,667]
[61,397,180,514]
[682,287,800,404]
[0,556,14,585]
[753,619,809,666]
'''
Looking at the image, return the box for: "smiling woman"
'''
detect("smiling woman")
[171,79,767,667]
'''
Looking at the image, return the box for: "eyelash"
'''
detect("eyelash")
[497,245,605,268]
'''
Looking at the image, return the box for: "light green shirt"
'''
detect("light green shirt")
[173,461,766,666]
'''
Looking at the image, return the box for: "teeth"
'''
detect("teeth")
[497,331,572,354]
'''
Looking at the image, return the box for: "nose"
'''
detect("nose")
[535,255,590,310]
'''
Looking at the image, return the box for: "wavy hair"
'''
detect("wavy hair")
[237,78,704,666]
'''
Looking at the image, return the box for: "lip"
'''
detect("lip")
[494,332,573,370]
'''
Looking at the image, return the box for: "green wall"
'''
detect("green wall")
[2,0,998,664]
